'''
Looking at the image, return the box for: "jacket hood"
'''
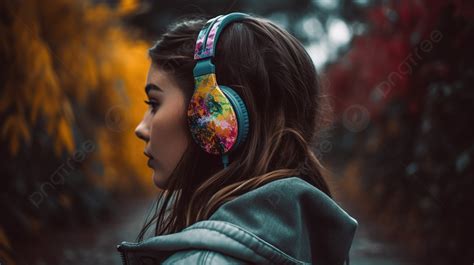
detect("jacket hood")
[117,176,358,265]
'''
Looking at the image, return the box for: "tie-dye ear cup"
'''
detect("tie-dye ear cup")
[189,12,252,165]
[187,73,246,155]
[219,85,249,151]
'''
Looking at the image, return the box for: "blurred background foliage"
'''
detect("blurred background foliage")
[1,0,473,264]
[0,0,152,263]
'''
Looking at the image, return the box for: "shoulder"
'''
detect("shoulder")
[210,175,353,228]
[208,175,358,264]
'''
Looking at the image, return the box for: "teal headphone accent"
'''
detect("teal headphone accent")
[187,12,251,168]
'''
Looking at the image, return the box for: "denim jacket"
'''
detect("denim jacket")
[117,176,358,265]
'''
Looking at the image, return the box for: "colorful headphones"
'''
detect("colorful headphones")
[187,12,251,168]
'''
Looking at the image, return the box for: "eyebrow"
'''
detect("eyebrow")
[145,84,163,94]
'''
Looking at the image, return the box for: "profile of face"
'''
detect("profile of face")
[135,64,189,189]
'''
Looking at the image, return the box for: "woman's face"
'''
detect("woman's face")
[135,64,189,189]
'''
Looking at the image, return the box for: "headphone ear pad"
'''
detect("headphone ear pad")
[219,85,250,150]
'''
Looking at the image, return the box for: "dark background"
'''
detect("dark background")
[1,0,473,264]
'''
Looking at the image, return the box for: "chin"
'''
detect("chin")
[152,171,168,189]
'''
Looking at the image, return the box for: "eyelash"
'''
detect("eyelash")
[144,100,160,113]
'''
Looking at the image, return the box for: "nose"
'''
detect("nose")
[135,120,149,142]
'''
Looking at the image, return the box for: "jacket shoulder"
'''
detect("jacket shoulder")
[209,176,358,265]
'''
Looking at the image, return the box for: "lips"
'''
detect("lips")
[144,150,153,159]
[144,150,154,168]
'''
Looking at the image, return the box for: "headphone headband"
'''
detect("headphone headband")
[193,12,250,76]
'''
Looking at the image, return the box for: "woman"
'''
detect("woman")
[117,12,358,265]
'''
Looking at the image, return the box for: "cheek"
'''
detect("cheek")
[149,100,189,170]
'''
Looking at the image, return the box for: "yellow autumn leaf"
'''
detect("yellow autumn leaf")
[55,117,75,155]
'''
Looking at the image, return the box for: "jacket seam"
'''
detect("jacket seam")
[185,221,310,264]
[187,227,271,263]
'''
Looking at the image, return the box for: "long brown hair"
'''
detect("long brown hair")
[137,14,333,241]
